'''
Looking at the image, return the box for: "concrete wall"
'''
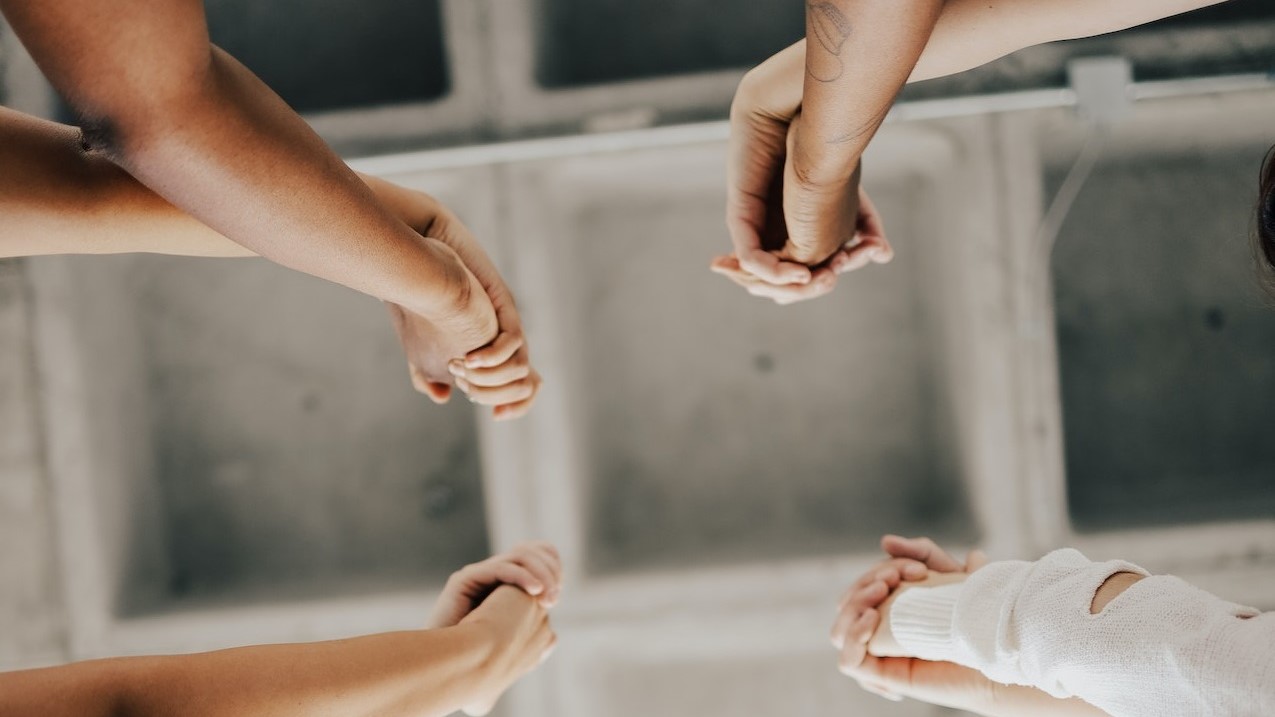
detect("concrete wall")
[0,260,67,669]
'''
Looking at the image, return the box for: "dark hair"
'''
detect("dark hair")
[1256,144,1275,300]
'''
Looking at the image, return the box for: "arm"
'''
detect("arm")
[878,548,1273,717]
[0,106,249,259]
[0,0,490,335]
[2,625,499,717]
[722,0,1230,302]
[724,0,943,288]
[0,107,541,417]
[831,542,1107,716]
[0,545,562,717]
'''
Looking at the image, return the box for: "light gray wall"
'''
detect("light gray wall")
[0,260,67,669]
[1052,141,1275,530]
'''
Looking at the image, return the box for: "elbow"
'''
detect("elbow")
[75,112,122,160]
[72,98,199,169]
[68,54,219,164]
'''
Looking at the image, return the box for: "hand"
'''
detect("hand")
[711,180,890,304]
[832,536,995,711]
[372,177,542,420]
[717,42,892,305]
[427,542,563,630]
[457,585,557,716]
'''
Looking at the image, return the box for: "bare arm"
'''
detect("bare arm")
[793,0,944,185]
[913,0,1231,82]
[0,547,561,717]
[0,628,494,717]
[0,0,485,327]
[722,0,1230,300]
[0,107,250,258]
[0,106,543,416]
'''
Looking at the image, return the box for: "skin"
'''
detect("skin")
[722,0,1230,304]
[0,107,541,418]
[0,0,508,389]
[831,535,1142,717]
[0,543,562,717]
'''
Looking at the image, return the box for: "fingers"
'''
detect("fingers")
[965,549,990,572]
[829,240,889,276]
[742,272,837,305]
[465,330,523,369]
[838,558,927,609]
[509,545,562,607]
[451,355,532,388]
[832,581,887,648]
[881,535,964,573]
[492,394,536,422]
[736,247,813,286]
[481,561,544,598]
[450,333,542,418]
[837,608,880,673]
[832,556,925,649]
[455,373,540,408]
[711,254,838,305]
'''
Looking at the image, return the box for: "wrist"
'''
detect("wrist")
[885,576,967,663]
[390,236,475,318]
[789,146,862,190]
[449,620,510,701]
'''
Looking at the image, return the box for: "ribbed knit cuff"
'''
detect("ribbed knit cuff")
[889,582,967,664]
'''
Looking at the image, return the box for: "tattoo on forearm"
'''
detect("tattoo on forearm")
[807,2,850,83]
[826,101,892,145]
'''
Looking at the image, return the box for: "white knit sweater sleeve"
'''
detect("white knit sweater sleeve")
[887,549,1274,717]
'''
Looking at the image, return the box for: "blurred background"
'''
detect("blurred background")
[1,2,1274,715]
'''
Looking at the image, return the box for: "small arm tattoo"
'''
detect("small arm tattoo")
[807,1,850,83]
[825,101,892,145]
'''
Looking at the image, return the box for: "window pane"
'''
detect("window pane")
[535,0,802,88]
[206,0,449,113]
[1054,143,1275,530]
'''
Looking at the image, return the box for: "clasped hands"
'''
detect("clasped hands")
[712,43,893,305]
[831,535,1005,712]
[427,541,563,716]
[367,176,542,421]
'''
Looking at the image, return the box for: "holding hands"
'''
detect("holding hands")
[368,176,543,420]
[430,542,563,716]
[713,41,894,305]
[832,536,1108,717]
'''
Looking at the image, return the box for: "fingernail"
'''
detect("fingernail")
[465,356,484,369]
[448,360,464,376]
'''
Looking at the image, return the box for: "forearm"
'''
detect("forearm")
[0,627,493,717]
[743,0,1229,134]
[913,0,1229,82]
[981,685,1109,717]
[98,48,459,315]
[1,0,464,316]
[0,106,446,264]
[794,0,945,183]
[0,106,250,259]
[887,551,1275,716]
